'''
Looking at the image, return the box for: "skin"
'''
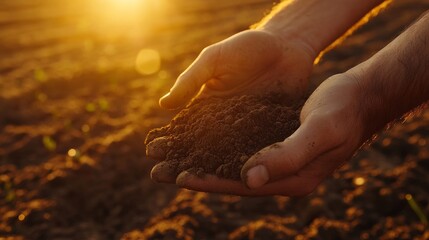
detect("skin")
[159,30,315,108]
[148,0,429,196]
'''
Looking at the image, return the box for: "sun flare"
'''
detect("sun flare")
[88,0,150,31]
[105,0,144,9]
[136,49,161,75]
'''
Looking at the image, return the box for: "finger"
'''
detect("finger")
[145,127,168,144]
[176,171,319,196]
[146,137,171,160]
[176,172,249,194]
[159,46,219,109]
[295,140,355,181]
[151,161,177,183]
[241,112,345,189]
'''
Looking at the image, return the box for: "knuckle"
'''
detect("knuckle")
[201,45,217,57]
[200,44,221,65]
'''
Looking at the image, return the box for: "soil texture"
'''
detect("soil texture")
[146,94,301,180]
[1,0,429,239]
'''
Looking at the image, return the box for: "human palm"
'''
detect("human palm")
[159,30,315,109]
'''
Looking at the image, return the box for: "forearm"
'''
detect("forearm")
[255,0,388,58]
[350,11,429,135]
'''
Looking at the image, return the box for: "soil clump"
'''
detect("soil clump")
[145,93,301,180]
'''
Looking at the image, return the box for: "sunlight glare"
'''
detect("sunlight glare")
[85,0,170,42]
[89,0,147,33]
[67,149,78,158]
[136,49,161,75]
[106,0,144,11]
[18,214,26,221]
[353,177,365,186]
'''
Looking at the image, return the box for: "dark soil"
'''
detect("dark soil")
[135,112,429,239]
[145,94,301,180]
[2,0,429,239]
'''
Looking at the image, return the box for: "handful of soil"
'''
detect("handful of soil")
[145,93,302,180]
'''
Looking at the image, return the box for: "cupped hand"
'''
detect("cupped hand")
[159,29,315,109]
[148,29,328,195]
[167,73,373,196]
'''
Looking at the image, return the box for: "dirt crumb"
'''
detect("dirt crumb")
[145,93,301,180]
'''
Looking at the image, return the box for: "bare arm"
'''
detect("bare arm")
[350,11,429,137]
[149,0,409,196]
[176,11,429,196]
[159,0,388,109]
[243,11,429,194]
[256,0,388,56]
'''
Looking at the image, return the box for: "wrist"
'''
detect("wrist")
[253,0,388,63]
[345,55,402,138]
[252,0,324,57]
[255,26,319,63]
[349,11,429,136]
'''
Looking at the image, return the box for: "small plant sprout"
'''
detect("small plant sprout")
[4,181,15,202]
[1,176,15,202]
[85,99,109,113]
[42,136,57,152]
[34,69,48,82]
[98,98,109,111]
[405,193,428,225]
[85,103,97,113]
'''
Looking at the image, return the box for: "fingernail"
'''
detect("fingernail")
[146,137,170,160]
[176,171,192,187]
[246,165,269,189]
[150,162,177,183]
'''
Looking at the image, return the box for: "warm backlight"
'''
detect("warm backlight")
[136,49,161,75]
[88,0,148,31]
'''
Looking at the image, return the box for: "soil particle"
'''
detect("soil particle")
[145,93,301,180]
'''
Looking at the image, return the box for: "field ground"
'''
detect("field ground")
[1,0,429,239]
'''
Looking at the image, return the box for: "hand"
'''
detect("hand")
[174,11,429,196]
[174,73,371,196]
[159,29,316,109]
[148,29,317,189]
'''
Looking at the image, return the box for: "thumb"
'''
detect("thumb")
[159,46,219,109]
[241,112,344,189]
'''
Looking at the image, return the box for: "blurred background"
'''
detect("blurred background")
[0,0,429,239]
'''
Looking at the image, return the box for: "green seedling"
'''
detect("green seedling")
[85,103,97,113]
[405,194,428,225]
[3,182,15,202]
[85,99,109,113]
[34,69,48,82]
[43,136,57,152]
[98,98,109,111]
